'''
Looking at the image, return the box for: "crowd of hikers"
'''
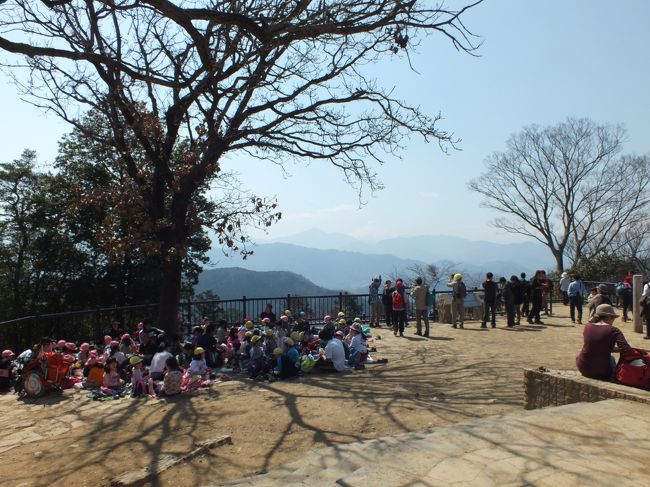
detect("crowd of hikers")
[0,309,384,398]
[1,270,650,397]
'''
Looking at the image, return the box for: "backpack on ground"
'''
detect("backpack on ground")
[392,290,405,309]
[616,348,650,390]
[454,282,467,299]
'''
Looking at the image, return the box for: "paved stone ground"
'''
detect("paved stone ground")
[0,304,647,486]
[217,398,650,486]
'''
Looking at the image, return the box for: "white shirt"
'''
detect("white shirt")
[189,358,207,377]
[349,333,367,353]
[150,351,173,374]
[324,339,347,372]
[643,283,650,298]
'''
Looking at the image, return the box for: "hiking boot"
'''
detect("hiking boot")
[577,320,582,324]
[491,324,496,328]
[393,331,398,336]
[480,324,487,329]
[459,324,464,329]
[452,324,457,329]
[399,332,404,337]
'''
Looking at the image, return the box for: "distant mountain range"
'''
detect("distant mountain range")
[204,231,554,292]
[195,267,336,300]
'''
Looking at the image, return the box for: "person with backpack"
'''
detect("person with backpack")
[391,278,407,337]
[616,279,633,322]
[410,277,430,337]
[381,279,394,329]
[447,273,467,329]
[481,272,497,329]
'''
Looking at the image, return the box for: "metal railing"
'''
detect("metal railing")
[0,279,621,351]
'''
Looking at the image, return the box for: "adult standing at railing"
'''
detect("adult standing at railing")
[641,277,650,340]
[527,270,544,325]
[520,272,530,318]
[567,275,587,325]
[410,277,430,337]
[368,276,382,328]
[381,279,394,329]
[559,272,571,306]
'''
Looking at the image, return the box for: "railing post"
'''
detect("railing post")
[242,295,247,320]
[187,296,192,326]
[339,292,343,314]
[286,294,291,313]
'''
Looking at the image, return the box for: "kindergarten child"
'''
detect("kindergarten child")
[248,335,264,378]
[103,357,124,391]
[129,355,147,397]
[0,350,15,392]
[149,356,183,397]
[347,323,368,370]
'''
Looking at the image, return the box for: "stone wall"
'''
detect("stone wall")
[524,367,650,410]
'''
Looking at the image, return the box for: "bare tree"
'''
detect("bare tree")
[406,260,458,289]
[469,118,650,272]
[0,0,482,332]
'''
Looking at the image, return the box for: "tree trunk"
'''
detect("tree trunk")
[158,257,182,335]
[554,250,564,273]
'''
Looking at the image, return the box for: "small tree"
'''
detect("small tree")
[469,118,650,272]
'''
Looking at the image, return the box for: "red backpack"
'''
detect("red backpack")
[616,348,650,390]
[392,290,405,310]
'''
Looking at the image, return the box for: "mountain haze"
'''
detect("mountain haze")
[207,231,554,291]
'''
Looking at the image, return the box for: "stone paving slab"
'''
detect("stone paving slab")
[218,399,650,486]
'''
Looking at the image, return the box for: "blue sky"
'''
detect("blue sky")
[1,0,649,245]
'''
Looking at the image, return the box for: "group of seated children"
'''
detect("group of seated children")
[0,310,373,397]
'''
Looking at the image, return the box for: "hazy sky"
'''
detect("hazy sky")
[1,0,649,245]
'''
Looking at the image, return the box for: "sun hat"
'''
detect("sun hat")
[261,317,271,324]
[284,310,292,316]
[595,304,619,318]
[561,272,568,278]
[265,329,274,336]
[57,339,66,348]
[338,319,347,325]
[2,350,14,359]
[290,331,300,341]
[245,320,254,328]
[65,342,77,352]
[245,331,253,338]
[103,335,112,345]
[121,334,131,341]
[62,354,75,364]
[281,315,289,322]
[324,315,332,321]
[353,317,361,323]
[194,347,205,355]
[284,338,294,346]
[251,335,261,343]
[597,284,609,293]
[273,347,283,356]
[335,331,344,337]
[129,355,143,366]
[454,273,463,281]
[80,343,90,352]
[350,323,363,333]
[110,340,119,347]
[337,311,345,318]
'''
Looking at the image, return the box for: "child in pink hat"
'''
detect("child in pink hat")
[0,350,15,391]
